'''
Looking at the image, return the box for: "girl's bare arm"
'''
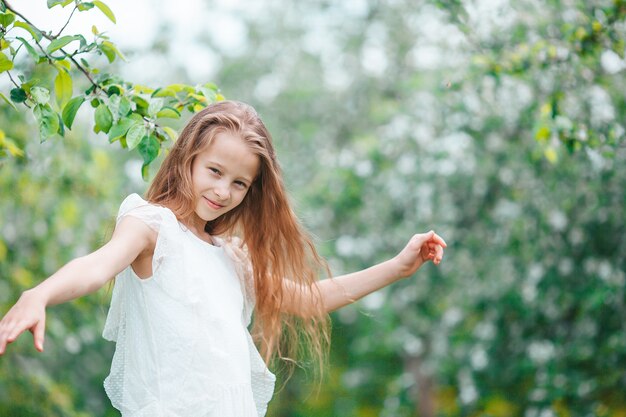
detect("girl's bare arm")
[282,231,447,316]
[0,216,155,354]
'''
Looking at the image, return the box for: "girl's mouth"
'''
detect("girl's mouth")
[204,197,224,209]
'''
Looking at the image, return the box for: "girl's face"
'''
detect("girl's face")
[190,131,260,224]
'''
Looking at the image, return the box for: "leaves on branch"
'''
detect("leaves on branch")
[0,1,224,175]
[61,96,85,129]
[93,0,116,23]
[0,51,14,73]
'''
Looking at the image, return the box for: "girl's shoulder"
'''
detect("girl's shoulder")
[116,193,173,232]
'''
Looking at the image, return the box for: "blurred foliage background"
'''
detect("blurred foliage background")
[1,0,625,416]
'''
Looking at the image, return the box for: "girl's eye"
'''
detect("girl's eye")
[209,167,220,175]
[234,181,248,189]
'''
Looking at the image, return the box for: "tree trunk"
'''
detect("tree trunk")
[405,355,436,417]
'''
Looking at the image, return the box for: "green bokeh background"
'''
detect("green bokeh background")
[1,1,625,416]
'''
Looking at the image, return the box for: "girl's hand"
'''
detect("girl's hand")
[393,231,447,278]
[0,290,47,355]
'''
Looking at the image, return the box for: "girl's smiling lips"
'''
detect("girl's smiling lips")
[203,196,224,209]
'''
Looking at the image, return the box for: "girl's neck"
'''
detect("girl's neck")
[182,216,214,245]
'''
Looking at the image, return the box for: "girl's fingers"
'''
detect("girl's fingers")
[410,231,434,249]
[417,231,447,247]
[7,324,23,343]
[0,317,39,354]
[432,232,447,248]
[424,242,444,265]
[436,244,444,263]
[0,325,15,355]
[33,319,45,352]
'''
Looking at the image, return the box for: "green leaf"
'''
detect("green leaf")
[16,37,40,60]
[93,0,116,23]
[133,84,154,94]
[106,94,120,117]
[162,126,178,141]
[99,40,125,63]
[30,86,50,105]
[94,103,113,133]
[138,134,159,165]
[137,135,161,181]
[54,59,71,71]
[0,1,6,12]
[99,42,115,63]
[13,21,42,41]
[33,104,59,141]
[166,83,194,93]
[147,98,163,117]
[54,69,73,108]
[47,0,73,8]
[108,116,136,143]
[152,87,178,98]
[131,95,149,113]
[77,2,95,11]
[0,130,24,157]
[47,35,80,53]
[10,87,27,103]
[107,95,132,119]
[126,122,147,150]
[0,51,13,72]
[156,107,181,119]
[0,12,15,27]
[106,85,121,96]
[535,126,551,142]
[0,91,17,110]
[544,147,558,164]
[56,112,65,137]
[118,96,132,117]
[61,96,85,129]
[203,82,219,91]
[198,86,217,103]
[141,163,150,181]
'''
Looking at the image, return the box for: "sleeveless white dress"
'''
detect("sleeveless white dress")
[102,194,275,417]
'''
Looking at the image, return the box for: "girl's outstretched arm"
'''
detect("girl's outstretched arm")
[0,216,155,355]
[283,231,446,316]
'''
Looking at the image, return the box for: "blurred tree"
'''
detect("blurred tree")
[1,0,625,416]
[205,1,625,416]
[435,0,626,158]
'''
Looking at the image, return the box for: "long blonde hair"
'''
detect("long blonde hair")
[146,100,330,372]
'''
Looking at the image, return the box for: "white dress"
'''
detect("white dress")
[102,194,275,417]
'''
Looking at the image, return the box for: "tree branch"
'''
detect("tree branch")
[3,1,53,41]
[54,5,78,39]
[4,1,101,94]
[67,54,100,92]
[6,71,20,89]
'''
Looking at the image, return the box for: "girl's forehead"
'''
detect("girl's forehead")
[198,132,260,175]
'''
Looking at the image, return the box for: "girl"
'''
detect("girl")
[0,100,446,417]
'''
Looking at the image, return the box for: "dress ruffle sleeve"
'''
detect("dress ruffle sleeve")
[116,193,163,232]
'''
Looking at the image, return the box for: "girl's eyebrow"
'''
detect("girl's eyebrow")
[206,160,224,168]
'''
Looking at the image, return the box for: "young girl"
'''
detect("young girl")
[0,100,446,417]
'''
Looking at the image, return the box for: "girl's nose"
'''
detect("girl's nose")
[214,183,230,201]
